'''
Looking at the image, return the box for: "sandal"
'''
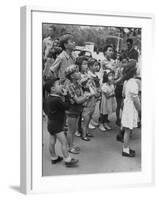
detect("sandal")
[73,145,80,151]
[81,137,90,141]
[68,147,80,154]
[86,133,94,137]
[104,123,112,130]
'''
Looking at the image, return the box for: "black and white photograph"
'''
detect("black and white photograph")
[42,23,141,176]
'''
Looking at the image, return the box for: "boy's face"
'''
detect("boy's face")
[105,47,113,58]
[81,60,88,73]
[65,37,76,51]
[51,80,64,95]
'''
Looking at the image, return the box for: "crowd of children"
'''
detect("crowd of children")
[43,33,141,167]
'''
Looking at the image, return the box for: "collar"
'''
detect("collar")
[50,94,60,97]
[63,50,72,60]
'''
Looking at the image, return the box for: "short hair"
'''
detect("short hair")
[126,38,133,45]
[44,78,59,93]
[59,33,74,50]
[103,45,113,53]
[88,58,98,68]
[75,56,88,71]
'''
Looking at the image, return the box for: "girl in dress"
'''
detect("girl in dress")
[121,62,141,157]
[99,70,117,131]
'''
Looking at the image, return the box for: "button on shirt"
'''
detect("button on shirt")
[50,50,76,80]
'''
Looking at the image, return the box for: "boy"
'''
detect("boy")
[45,78,79,167]
[50,33,76,80]
[64,64,91,153]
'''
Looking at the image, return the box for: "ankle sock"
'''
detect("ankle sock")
[64,156,71,163]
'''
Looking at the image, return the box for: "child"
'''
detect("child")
[121,61,141,157]
[81,76,97,141]
[74,56,89,137]
[100,45,116,76]
[50,33,76,80]
[99,70,117,131]
[44,78,79,167]
[64,65,90,153]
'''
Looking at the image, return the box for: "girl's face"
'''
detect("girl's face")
[81,60,88,73]
[91,62,98,73]
[104,47,114,58]
[107,73,114,83]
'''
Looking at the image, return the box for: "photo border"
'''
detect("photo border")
[20,6,155,194]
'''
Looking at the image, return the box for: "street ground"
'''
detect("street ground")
[42,113,141,176]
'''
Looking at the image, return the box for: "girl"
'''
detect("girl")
[121,62,141,157]
[100,70,117,131]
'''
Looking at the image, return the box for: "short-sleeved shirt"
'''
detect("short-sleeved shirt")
[101,58,116,71]
[43,36,54,59]
[50,50,76,80]
[125,48,139,61]
[65,80,84,116]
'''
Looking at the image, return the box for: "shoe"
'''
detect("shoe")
[81,136,91,141]
[75,131,81,137]
[65,158,79,167]
[99,124,106,131]
[69,147,80,154]
[88,123,96,129]
[86,133,94,137]
[91,120,99,127]
[51,156,63,164]
[103,123,112,130]
[122,149,136,157]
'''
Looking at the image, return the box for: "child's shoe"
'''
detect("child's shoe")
[65,158,79,167]
[75,131,81,137]
[103,123,112,130]
[88,123,96,129]
[99,124,106,131]
[122,149,136,157]
[51,156,63,164]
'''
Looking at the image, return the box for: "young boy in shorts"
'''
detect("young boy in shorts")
[64,64,90,154]
[45,78,79,167]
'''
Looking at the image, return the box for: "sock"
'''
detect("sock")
[64,156,71,163]
[50,156,58,161]
[123,147,130,154]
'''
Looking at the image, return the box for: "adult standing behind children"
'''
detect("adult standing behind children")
[50,33,76,80]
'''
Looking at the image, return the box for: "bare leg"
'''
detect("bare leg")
[123,128,131,148]
[67,117,78,148]
[82,114,91,138]
[49,135,57,157]
[56,131,69,159]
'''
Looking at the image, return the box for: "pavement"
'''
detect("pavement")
[42,113,141,176]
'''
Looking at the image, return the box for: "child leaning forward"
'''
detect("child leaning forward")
[44,78,79,167]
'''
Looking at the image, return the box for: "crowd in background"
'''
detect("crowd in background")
[42,30,141,167]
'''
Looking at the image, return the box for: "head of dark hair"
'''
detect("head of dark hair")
[88,58,97,68]
[103,45,113,53]
[126,38,133,45]
[59,33,74,50]
[44,78,59,93]
[75,56,88,71]
[123,67,137,81]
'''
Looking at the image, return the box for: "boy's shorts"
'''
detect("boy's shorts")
[82,106,95,118]
[47,119,64,135]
